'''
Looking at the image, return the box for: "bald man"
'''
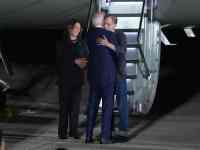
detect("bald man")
[85,12,117,144]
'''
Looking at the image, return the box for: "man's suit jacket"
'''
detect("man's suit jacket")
[86,27,117,88]
[115,30,127,80]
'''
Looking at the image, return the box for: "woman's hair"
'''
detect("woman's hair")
[64,18,82,40]
[67,18,80,29]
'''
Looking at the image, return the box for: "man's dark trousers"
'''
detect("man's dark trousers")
[86,83,114,141]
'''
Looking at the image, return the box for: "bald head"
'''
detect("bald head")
[92,12,105,28]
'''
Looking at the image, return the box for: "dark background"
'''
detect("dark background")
[0,30,63,64]
[151,26,200,115]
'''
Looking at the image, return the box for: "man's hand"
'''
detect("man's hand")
[96,35,116,51]
[74,58,88,69]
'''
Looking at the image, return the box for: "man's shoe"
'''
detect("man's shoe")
[85,137,93,144]
[117,129,128,137]
[69,131,81,139]
[69,134,81,139]
[58,136,67,139]
[113,128,129,137]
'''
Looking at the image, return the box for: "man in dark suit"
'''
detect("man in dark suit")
[85,12,117,144]
[99,15,128,137]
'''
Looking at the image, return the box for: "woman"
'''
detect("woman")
[56,19,88,139]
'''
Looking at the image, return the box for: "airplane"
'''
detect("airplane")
[0,0,199,115]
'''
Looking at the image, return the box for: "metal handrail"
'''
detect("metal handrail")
[86,0,96,32]
[137,0,150,79]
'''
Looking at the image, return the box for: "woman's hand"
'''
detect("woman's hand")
[96,35,116,51]
[74,58,88,69]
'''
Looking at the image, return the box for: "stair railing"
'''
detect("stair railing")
[85,0,97,32]
[137,0,151,79]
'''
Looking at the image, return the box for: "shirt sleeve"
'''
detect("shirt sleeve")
[115,31,127,57]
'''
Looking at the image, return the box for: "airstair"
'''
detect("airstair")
[99,0,161,115]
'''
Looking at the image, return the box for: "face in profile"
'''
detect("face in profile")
[104,17,116,32]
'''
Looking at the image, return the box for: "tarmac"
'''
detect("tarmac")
[0,64,200,150]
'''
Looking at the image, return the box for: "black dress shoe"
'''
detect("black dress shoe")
[71,135,80,139]
[69,131,81,139]
[85,138,93,144]
[58,136,67,139]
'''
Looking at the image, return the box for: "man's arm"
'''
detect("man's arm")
[115,31,127,56]
[96,31,127,54]
[96,35,116,51]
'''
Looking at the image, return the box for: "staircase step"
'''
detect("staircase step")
[118,29,139,32]
[110,14,146,17]
[127,43,140,48]
[124,31,138,35]
[111,0,143,2]
[126,47,139,60]
[126,75,137,80]
[127,90,134,95]
[109,1,143,15]
[126,47,138,52]
[126,59,139,63]
[125,32,138,45]
[116,16,143,29]
[126,63,137,76]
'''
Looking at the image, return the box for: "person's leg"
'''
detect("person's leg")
[85,86,101,142]
[69,86,82,138]
[101,84,114,143]
[0,129,5,150]
[58,85,70,139]
[111,86,116,133]
[115,79,128,130]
